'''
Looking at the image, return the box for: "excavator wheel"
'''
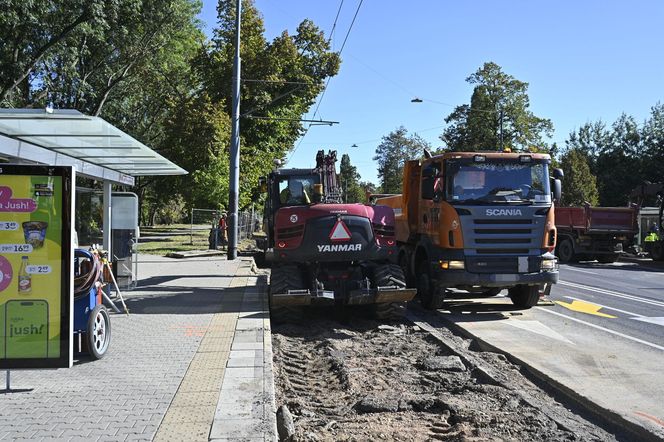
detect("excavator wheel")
[370,264,408,320]
[269,265,305,323]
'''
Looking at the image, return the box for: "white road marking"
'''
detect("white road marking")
[560,266,598,275]
[563,295,644,317]
[503,319,575,344]
[559,281,664,308]
[537,308,664,352]
[632,317,664,327]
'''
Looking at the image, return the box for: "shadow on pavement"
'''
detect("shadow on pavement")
[119,274,268,315]
[436,297,531,322]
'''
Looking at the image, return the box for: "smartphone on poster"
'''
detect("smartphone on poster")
[4,299,49,358]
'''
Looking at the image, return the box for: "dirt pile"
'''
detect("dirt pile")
[272,314,618,441]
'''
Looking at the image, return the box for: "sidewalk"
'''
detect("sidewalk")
[0,254,276,442]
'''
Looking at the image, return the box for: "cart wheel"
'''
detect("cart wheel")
[87,305,111,359]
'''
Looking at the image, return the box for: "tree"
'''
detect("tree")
[374,126,429,194]
[339,154,364,203]
[441,62,553,151]
[0,0,104,104]
[566,115,647,206]
[559,149,599,206]
[185,0,340,211]
[641,102,664,185]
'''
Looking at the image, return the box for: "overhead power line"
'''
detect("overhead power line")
[290,0,365,161]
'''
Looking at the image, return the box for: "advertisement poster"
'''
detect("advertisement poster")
[0,165,73,369]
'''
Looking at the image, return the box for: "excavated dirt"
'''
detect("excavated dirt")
[272,310,620,441]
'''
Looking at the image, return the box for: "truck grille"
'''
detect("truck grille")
[471,219,534,254]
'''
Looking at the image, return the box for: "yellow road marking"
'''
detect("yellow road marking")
[554,299,617,318]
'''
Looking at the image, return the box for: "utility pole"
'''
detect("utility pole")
[227,0,241,260]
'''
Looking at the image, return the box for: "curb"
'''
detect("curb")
[437,314,664,442]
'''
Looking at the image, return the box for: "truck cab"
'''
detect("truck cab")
[379,151,562,308]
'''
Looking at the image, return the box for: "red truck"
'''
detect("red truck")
[555,205,638,263]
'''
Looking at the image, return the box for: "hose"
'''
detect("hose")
[74,248,103,299]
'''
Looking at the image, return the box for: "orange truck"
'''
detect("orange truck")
[376,151,563,309]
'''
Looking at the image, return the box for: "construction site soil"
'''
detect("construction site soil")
[272,308,621,442]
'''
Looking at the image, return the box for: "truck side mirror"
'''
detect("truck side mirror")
[553,168,564,180]
[259,177,267,193]
[422,167,436,178]
[552,179,562,202]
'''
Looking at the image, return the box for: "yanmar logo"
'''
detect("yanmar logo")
[317,244,362,252]
[485,208,523,216]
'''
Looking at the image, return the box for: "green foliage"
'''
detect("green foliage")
[185,0,339,210]
[0,0,339,223]
[374,126,429,194]
[441,62,553,152]
[339,154,364,203]
[559,149,599,206]
[566,110,655,206]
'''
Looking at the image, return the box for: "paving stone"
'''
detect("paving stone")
[209,418,267,440]
[169,391,220,408]
[227,356,263,368]
[224,367,264,378]
[152,422,209,442]
[159,406,215,424]
[236,318,265,330]
[231,342,264,351]
[233,330,263,343]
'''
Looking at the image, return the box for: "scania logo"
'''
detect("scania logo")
[317,244,362,252]
[485,209,522,216]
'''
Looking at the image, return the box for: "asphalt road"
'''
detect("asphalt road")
[550,258,664,352]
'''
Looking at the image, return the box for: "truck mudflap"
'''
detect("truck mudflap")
[270,286,416,306]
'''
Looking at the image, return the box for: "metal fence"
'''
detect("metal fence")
[189,208,261,248]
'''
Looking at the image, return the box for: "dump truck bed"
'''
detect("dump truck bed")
[556,206,638,233]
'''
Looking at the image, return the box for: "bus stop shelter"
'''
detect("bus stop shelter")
[0,108,187,255]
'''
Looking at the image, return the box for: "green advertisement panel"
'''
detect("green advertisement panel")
[0,165,74,369]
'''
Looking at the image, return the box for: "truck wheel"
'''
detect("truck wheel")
[269,265,304,322]
[480,288,502,297]
[417,262,445,310]
[651,242,664,261]
[399,252,416,288]
[371,263,407,319]
[557,238,576,264]
[508,285,539,308]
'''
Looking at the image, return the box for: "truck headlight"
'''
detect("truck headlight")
[440,260,465,270]
[541,259,558,271]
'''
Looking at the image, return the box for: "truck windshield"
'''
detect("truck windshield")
[445,160,551,204]
[277,175,319,206]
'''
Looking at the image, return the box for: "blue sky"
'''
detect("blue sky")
[198,1,664,184]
